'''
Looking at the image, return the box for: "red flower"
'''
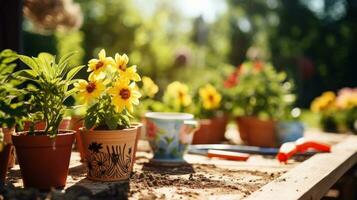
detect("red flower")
[223,65,242,88]
[253,61,263,72]
[146,120,158,138]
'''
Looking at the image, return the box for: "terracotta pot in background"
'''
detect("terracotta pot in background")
[69,116,85,162]
[0,144,12,185]
[59,118,71,130]
[12,131,75,190]
[192,115,229,144]
[2,128,15,168]
[80,126,138,182]
[236,116,277,147]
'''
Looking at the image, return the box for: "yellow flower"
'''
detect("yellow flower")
[75,76,106,104]
[114,53,141,82]
[142,76,159,98]
[311,91,336,112]
[87,49,114,76]
[199,84,222,110]
[166,81,191,107]
[108,79,141,113]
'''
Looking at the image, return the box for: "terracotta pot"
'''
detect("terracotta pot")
[2,128,16,168]
[69,116,85,161]
[236,116,277,147]
[192,115,229,144]
[59,118,71,130]
[23,118,71,131]
[80,126,138,181]
[12,131,75,190]
[0,144,12,185]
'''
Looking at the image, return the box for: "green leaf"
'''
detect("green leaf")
[84,114,96,130]
[105,115,118,130]
[66,65,85,81]
[58,51,76,75]
[18,55,39,71]
[2,56,17,64]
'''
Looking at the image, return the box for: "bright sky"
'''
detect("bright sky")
[134,0,227,23]
[175,0,227,22]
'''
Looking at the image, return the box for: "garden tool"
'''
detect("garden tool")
[277,138,331,163]
[188,144,279,156]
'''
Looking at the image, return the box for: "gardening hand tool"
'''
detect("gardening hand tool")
[206,150,250,161]
[188,144,279,156]
[277,138,331,163]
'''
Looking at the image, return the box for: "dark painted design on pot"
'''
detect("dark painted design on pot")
[86,142,132,180]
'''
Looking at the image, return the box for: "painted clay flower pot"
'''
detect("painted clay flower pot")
[277,121,304,144]
[2,128,16,168]
[69,116,85,161]
[0,144,12,185]
[145,112,198,162]
[12,131,75,190]
[192,115,229,144]
[80,126,139,182]
[236,116,277,147]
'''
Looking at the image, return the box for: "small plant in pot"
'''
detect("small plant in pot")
[224,61,293,147]
[77,49,142,181]
[192,83,228,144]
[12,52,84,190]
[0,129,13,185]
[0,49,28,169]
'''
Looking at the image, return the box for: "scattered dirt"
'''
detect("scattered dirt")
[4,152,289,200]
[128,162,286,199]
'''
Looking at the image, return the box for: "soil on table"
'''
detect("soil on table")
[128,158,286,200]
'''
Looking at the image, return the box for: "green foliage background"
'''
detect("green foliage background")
[22,0,357,108]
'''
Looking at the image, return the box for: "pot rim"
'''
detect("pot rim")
[145,112,194,120]
[13,130,75,137]
[80,126,138,133]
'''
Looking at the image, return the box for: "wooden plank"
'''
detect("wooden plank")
[245,135,357,200]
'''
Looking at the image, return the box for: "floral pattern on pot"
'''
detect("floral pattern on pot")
[145,112,198,161]
[86,141,132,180]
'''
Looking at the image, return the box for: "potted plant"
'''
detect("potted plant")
[0,129,12,185]
[311,88,357,133]
[192,83,228,144]
[224,61,293,147]
[0,49,28,169]
[12,52,84,189]
[78,50,142,181]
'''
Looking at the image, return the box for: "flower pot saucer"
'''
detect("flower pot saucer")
[149,158,188,167]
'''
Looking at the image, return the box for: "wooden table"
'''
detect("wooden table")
[6,131,357,200]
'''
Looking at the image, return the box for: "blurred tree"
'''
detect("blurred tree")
[269,0,357,107]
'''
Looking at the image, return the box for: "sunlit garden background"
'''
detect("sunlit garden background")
[7,0,357,132]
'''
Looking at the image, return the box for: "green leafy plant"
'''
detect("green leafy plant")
[17,52,84,137]
[224,61,294,120]
[0,49,27,129]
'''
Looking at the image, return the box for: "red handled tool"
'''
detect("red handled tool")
[207,149,250,161]
[277,138,331,163]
